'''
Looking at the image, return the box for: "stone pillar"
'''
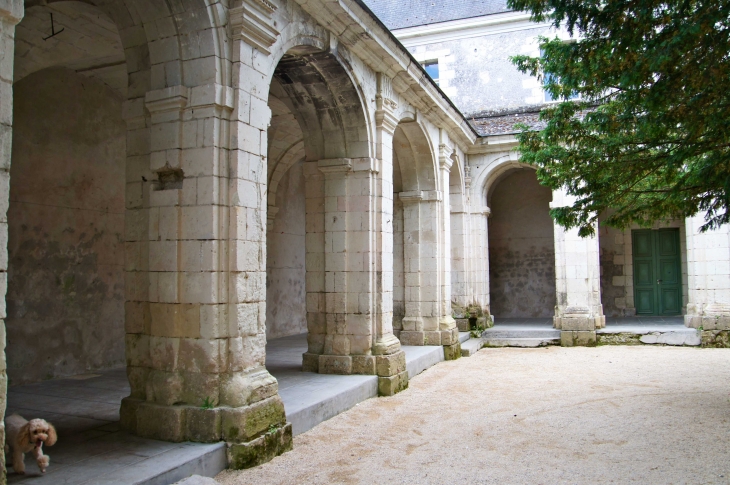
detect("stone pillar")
[301,73,407,395]
[302,162,326,370]
[120,4,294,465]
[449,205,469,311]
[465,205,491,320]
[684,215,730,344]
[0,1,23,480]
[437,141,459,359]
[552,189,605,346]
[399,191,425,340]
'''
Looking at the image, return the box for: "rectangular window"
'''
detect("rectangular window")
[422,60,439,85]
[542,48,579,102]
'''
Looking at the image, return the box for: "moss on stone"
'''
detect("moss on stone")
[227,423,293,470]
[597,333,643,346]
[701,330,730,348]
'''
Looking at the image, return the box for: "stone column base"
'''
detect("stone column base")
[301,350,410,396]
[561,330,597,347]
[378,371,409,395]
[443,342,462,360]
[120,395,293,469]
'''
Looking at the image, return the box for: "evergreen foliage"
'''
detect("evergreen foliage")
[508,0,730,236]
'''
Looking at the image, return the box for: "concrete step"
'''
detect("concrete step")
[598,326,700,346]
[280,374,378,436]
[403,345,444,379]
[482,329,560,339]
[483,337,560,348]
[458,331,471,343]
[460,338,483,357]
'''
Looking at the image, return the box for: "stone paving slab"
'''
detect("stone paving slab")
[6,371,226,485]
[267,333,446,436]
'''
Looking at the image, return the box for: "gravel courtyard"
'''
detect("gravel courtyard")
[217,346,730,484]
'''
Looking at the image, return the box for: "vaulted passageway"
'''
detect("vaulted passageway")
[488,168,556,319]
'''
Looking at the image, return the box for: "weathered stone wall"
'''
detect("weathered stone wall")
[7,68,126,384]
[488,169,555,318]
[1,1,23,480]
[266,161,307,339]
[406,26,550,114]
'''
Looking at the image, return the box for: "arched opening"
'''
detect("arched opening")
[263,44,372,401]
[391,121,440,345]
[8,1,128,385]
[488,168,556,321]
[6,0,130,474]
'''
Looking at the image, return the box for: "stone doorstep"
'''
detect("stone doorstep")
[597,328,701,347]
[459,338,483,357]
[482,337,560,348]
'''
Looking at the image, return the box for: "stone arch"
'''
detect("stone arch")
[19,0,227,97]
[486,162,557,320]
[393,120,438,193]
[392,119,441,345]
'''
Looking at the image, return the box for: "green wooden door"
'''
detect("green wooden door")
[632,229,682,315]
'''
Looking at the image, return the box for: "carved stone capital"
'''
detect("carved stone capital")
[375,72,398,134]
[317,158,352,175]
[230,0,279,55]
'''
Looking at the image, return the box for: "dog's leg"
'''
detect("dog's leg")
[11,447,25,475]
[32,445,49,473]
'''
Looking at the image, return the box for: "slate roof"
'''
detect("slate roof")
[467,107,546,136]
[361,0,511,30]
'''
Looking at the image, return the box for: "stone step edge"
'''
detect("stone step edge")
[482,338,560,348]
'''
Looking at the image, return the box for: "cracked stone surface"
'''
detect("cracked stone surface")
[218,346,730,484]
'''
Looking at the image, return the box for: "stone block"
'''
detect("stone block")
[559,317,595,331]
[378,371,409,396]
[181,372,220,407]
[136,402,187,442]
[221,396,287,442]
[120,397,143,434]
[302,352,319,372]
[399,330,424,346]
[441,328,459,346]
[146,369,184,406]
[352,355,376,375]
[319,355,352,375]
[219,370,278,408]
[701,330,730,348]
[375,351,406,377]
[424,331,442,345]
[561,330,597,347]
[227,423,293,470]
[179,338,225,373]
[443,342,461,361]
[186,407,221,443]
[455,318,469,332]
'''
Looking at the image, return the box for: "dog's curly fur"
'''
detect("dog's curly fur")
[4,414,57,474]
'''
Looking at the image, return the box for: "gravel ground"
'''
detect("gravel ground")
[217,346,730,484]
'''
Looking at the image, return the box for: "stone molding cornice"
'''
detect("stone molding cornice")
[145,86,189,115]
[317,158,353,174]
[398,191,423,203]
[230,0,280,55]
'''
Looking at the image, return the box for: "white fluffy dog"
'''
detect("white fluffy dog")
[4,414,57,474]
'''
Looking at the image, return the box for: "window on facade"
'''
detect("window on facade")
[542,48,579,102]
[422,60,439,85]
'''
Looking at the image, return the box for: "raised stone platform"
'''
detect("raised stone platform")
[480,317,698,347]
[268,333,446,436]
[6,369,227,485]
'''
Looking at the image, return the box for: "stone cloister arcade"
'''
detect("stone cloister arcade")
[0,0,728,475]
